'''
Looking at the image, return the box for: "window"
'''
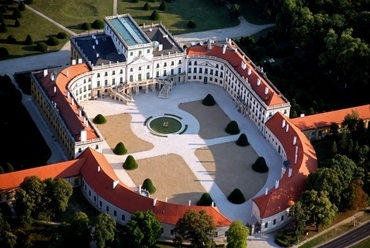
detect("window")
[156,71,159,77]
[130,51,133,56]
[105,72,108,76]
[106,206,109,212]
[105,80,108,86]
[171,61,174,66]
[273,219,276,225]
[147,65,150,69]
[188,61,192,65]
[199,76,202,80]
[139,50,142,55]
[179,60,182,64]
[164,70,167,76]
[281,215,284,221]
[129,75,133,82]
[99,201,102,207]
[122,215,125,221]
[88,190,91,196]
[193,68,197,73]
[216,64,219,68]
[138,74,142,81]
[265,222,268,228]
[164,62,167,67]
[138,67,141,71]
[94,196,96,202]
[120,69,123,74]
[194,61,197,65]
[193,76,196,79]
[156,64,159,68]
[199,68,202,73]
[147,49,150,53]
[188,68,191,73]
[161,228,164,233]
[205,68,208,74]
[112,71,115,75]
[170,230,175,235]
[120,77,123,83]
[112,78,115,85]
[171,69,174,75]
[210,69,213,75]
[130,68,133,72]
[114,210,117,217]
[178,68,181,74]
[97,73,100,78]
[221,65,223,70]
[146,72,150,79]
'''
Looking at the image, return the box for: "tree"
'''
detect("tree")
[47,37,59,46]
[94,213,116,248]
[0,213,17,248]
[174,210,216,248]
[158,1,168,11]
[24,34,33,45]
[93,114,107,124]
[296,190,338,231]
[225,120,240,135]
[92,19,104,29]
[143,2,151,10]
[81,22,91,30]
[57,32,67,39]
[228,188,245,204]
[252,156,269,173]
[330,141,338,156]
[197,193,214,206]
[43,178,73,217]
[142,178,156,194]
[226,220,249,248]
[202,94,216,106]
[342,110,359,132]
[229,4,240,18]
[113,142,127,155]
[236,133,249,146]
[123,210,161,248]
[14,20,20,27]
[35,42,48,52]
[123,155,138,170]
[150,10,159,21]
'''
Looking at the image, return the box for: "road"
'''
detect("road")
[317,222,370,248]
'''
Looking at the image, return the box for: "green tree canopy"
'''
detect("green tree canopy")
[174,210,216,248]
[0,213,17,248]
[123,210,162,248]
[226,220,249,248]
[94,213,116,248]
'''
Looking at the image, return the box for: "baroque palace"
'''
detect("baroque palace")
[4,13,355,239]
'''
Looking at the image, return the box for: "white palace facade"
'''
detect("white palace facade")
[22,13,318,237]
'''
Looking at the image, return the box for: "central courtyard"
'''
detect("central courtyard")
[82,82,282,222]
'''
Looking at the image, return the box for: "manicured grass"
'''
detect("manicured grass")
[118,0,239,34]
[0,2,69,59]
[149,116,182,134]
[30,0,113,33]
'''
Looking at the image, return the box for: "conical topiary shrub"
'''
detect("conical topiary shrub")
[47,37,59,46]
[81,22,91,30]
[197,193,214,206]
[187,20,196,29]
[0,166,4,174]
[143,2,151,10]
[18,1,26,11]
[252,156,269,173]
[225,120,240,135]
[123,155,138,170]
[202,94,216,106]
[142,178,156,194]
[24,34,33,45]
[236,133,249,146]
[113,142,127,155]
[93,114,107,124]
[150,10,159,20]
[228,188,245,204]
[158,1,168,11]
[92,19,104,29]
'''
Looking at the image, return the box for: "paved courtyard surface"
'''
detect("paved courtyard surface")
[81,82,283,227]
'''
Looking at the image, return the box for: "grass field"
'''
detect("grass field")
[0,2,69,59]
[117,0,239,34]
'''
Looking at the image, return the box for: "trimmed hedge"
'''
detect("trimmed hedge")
[197,193,213,206]
[57,32,67,39]
[225,120,240,135]
[35,42,48,52]
[13,8,22,19]
[123,155,138,170]
[0,23,8,33]
[47,37,59,46]
[0,6,6,14]
[0,166,4,174]
[158,1,168,11]
[81,22,91,30]
[202,94,216,106]
[18,1,26,11]
[187,20,196,29]
[15,20,20,27]
[113,142,127,155]
[142,178,156,194]
[24,34,33,45]
[0,47,9,57]
[0,13,4,22]
[143,2,151,10]
[150,10,159,20]
[227,188,245,204]
[6,35,16,44]
[93,114,107,124]
[252,156,269,173]
[5,163,14,172]
[92,19,104,29]
[236,133,249,146]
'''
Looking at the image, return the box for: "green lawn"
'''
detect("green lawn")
[0,3,69,59]
[117,0,239,34]
[31,0,113,33]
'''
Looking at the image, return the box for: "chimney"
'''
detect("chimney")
[85,120,89,128]
[265,87,269,95]
[95,39,98,45]
[66,70,69,78]
[80,130,87,142]
[83,117,86,125]
[295,145,298,155]
[54,102,57,108]
[43,69,48,77]
[78,108,82,117]
[207,39,212,52]
[228,38,232,45]
[67,91,70,99]
[211,202,215,207]
[51,74,54,81]
[165,197,168,202]
[295,154,298,164]
[153,198,157,206]
[98,166,100,172]
[71,98,74,105]
[234,48,237,53]
[72,59,76,65]
[241,61,246,70]
[265,188,268,195]
[247,67,251,76]
[286,124,289,133]
[275,180,279,189]
[188,200,191,206]
[288,168,292,177]
[281,167,286,178]
[282,119,286,128]
[139,185,142,194]
[78,58,82,64]
[53,86,56,94]
[293,136,297,145]
[96,53,99,58]
[257,78,261,86]
[113,180,119,189]
[222,45,227,54]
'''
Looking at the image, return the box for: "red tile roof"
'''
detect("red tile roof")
[252,112,317,218]
[290,104,370,131]
[187,44,286,106]
[0,159,85,190]
[79,148,232,227]
[35,64,99,142]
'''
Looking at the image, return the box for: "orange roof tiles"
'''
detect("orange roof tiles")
[253,112,317,218]
[35,64,99,142]
[79,148,232,227]
[290,104,370,131]
[0,159,85,190]
[187,44,286,106]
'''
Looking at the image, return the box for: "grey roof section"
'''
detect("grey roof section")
[107,16,151,46]
[73,34,126,66]
[142,25,184,56]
